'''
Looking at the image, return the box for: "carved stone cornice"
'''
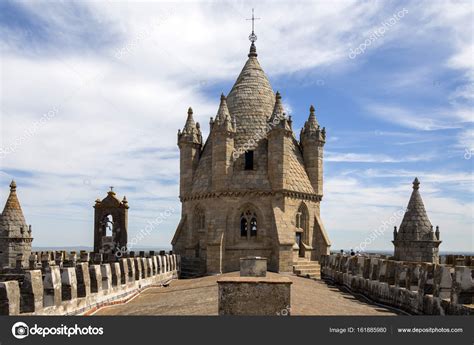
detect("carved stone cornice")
[180,189,322,202]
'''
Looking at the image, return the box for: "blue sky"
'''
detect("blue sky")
[0,0,472,252]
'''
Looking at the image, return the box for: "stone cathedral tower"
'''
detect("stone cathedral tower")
[393,178,441,263]
[0,181,33,269]
[172,32,331,274]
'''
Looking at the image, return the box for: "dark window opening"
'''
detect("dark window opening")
[240,210,258,239]
[250,217,257,237]
[240,215,248,237]
[244,151,254,170]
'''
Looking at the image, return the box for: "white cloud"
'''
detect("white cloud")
[326,151,435,163]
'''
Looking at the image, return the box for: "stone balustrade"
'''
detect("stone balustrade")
[320,254,473,315]
[0,252,180,315]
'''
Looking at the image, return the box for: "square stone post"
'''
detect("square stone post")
[451,266,473,305]
[126,258,136,282]
[433,264,453,299]
[75,262,91,298]
[111,262,121,287]
[0,281,20,315]
[119,259,129,284]
[89,264,102,293]
[20,270,44,313]
[100,264,112,291]
[60,267,78,301]
[43,265,62,307]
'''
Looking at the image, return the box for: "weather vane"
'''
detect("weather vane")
[246,8,260,43]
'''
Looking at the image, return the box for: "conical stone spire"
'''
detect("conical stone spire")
[226,48,275,149]
[269,91,291,131]
[397,177,434,241]
[0,180,33,268]
[178,107,202,145]
[303,105,319,133]
[1,180,28,230]
[269,91,284,122]
[215,94,232,126]
[183,107,196,133]
[393,178,441,263]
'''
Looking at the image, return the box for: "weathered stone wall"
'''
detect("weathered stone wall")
[0,251,180,315]
[175,194,330,274]
[320,254,473,315]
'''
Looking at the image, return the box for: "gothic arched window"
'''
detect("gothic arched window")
[240,209,257,239]
[194,207,205,232]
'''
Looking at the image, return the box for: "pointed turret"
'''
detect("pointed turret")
[214,94,234,132]
[398,178,434,240]
[269,91,291,130]
[178,107,202,146]
[177,107,203,198]
[267,92,295,190]
[300,105,326,195]
[0,181,33,269]
[393,178,441,263]
[211,94,235,191]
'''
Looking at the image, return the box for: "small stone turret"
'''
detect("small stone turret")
[211,94,235,191]
[300,105,325,195]
[393,178,441,263]
[0,181,33,269]
[178,107,202,198]
[268,92,293,190]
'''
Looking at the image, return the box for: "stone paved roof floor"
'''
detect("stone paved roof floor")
[94,272,399,316]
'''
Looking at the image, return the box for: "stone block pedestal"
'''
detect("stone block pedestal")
[240,256,267,277]
[217,276,292,315]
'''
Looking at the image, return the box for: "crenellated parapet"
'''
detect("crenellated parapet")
[320,254,474,315]
[0,252,180,315]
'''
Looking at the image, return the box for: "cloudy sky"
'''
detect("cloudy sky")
[0,0,472,252]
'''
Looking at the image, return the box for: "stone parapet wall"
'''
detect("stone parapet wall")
[0,252,180,315]
[320,254,473,315]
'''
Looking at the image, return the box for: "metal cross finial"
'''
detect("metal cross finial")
[109,186,114,192]
[246,8,260,43]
